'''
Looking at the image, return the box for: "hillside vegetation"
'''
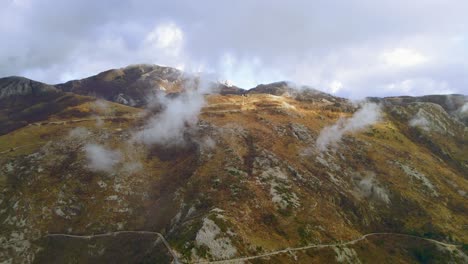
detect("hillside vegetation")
[0,66,467,263]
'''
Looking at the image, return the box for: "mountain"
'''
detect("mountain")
[0,66,467,263]
[0,76,58,99]
[369,94,468,125]
[56,64,187,107]
[55,64,245,107]
[0,76,95,135]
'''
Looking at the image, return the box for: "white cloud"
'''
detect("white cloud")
[84,144,121,172]
[217,53,284,88]
[329,80,343,94]
[383,78,453,95]
[133,77,212,145]
[355,173,390,204]
[381,48,428,67]
[68,127,90,139]
[409,115,431,131]
[316,103,381,151]
[145,22,184,56]
[461,103,468,113]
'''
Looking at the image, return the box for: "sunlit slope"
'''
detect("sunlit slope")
[0,92,467,263]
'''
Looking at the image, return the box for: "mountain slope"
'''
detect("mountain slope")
[0,77,96,135]
[0,70,467,263]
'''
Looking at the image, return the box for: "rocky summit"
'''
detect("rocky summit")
[0,65,467,264]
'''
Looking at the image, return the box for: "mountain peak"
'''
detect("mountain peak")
[56,64,187,107]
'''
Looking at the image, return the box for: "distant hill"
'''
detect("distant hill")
[0,76,93,134]
[369,94,468,125]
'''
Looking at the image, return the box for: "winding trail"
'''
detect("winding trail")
[193,232,461,264]
[0,114,139,155]
[28,114,139,127]
[45,231,180,264]
[0,142,46,155]
[44,231,461,264]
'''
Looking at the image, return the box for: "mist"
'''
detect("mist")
[409,115,430,131]
[84,144,122,172]
[355,173,390,204]
[461,103,468,113]
[133,77,211,145]
[68,127,90,139]
[316,102,381,151]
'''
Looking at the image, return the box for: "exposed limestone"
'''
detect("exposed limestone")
[399,163,438,197]
[195,218,237,260]
[255,152,301,209]
[333,246,362,264]
[290,123,313,142]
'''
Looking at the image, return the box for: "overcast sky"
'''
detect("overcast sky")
[1,0,467,98]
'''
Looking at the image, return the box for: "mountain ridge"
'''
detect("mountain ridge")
[1,64,466,110]
[1,64,466,128]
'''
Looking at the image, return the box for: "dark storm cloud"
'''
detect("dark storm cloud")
[1,0,467,97]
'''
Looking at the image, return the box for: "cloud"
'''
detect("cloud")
[382,78,454,96]
[122,161,143,174]
[133,77,211,145]
[329,80,343,94]
[355,173,390,204]
[92,99,110,113]
[216,53,285,88]
[84,144,121,172]
[198,136,216,153]
[316,102,381,151]
[381,48,428,67]
[90,100,111,127]
[460,103,468,113]
[409,115,431,131]
[68,127,90,139]
[1,0,467,97]
[145,23,183,54]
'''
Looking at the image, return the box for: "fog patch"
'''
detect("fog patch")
[200,136,216,149]
[121,161,143,174]
[134,91,203,145]
[353,172,390,204]
[68,127,90,139]
[409,107,454,135]
[92,99,111,114]
[95,116,105,127]
[460,103,468,113]
[133,77,211,145]
[409,115,431,131]
[91,100,112,127]
[84,144,121,172]
[316,102,381,151]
